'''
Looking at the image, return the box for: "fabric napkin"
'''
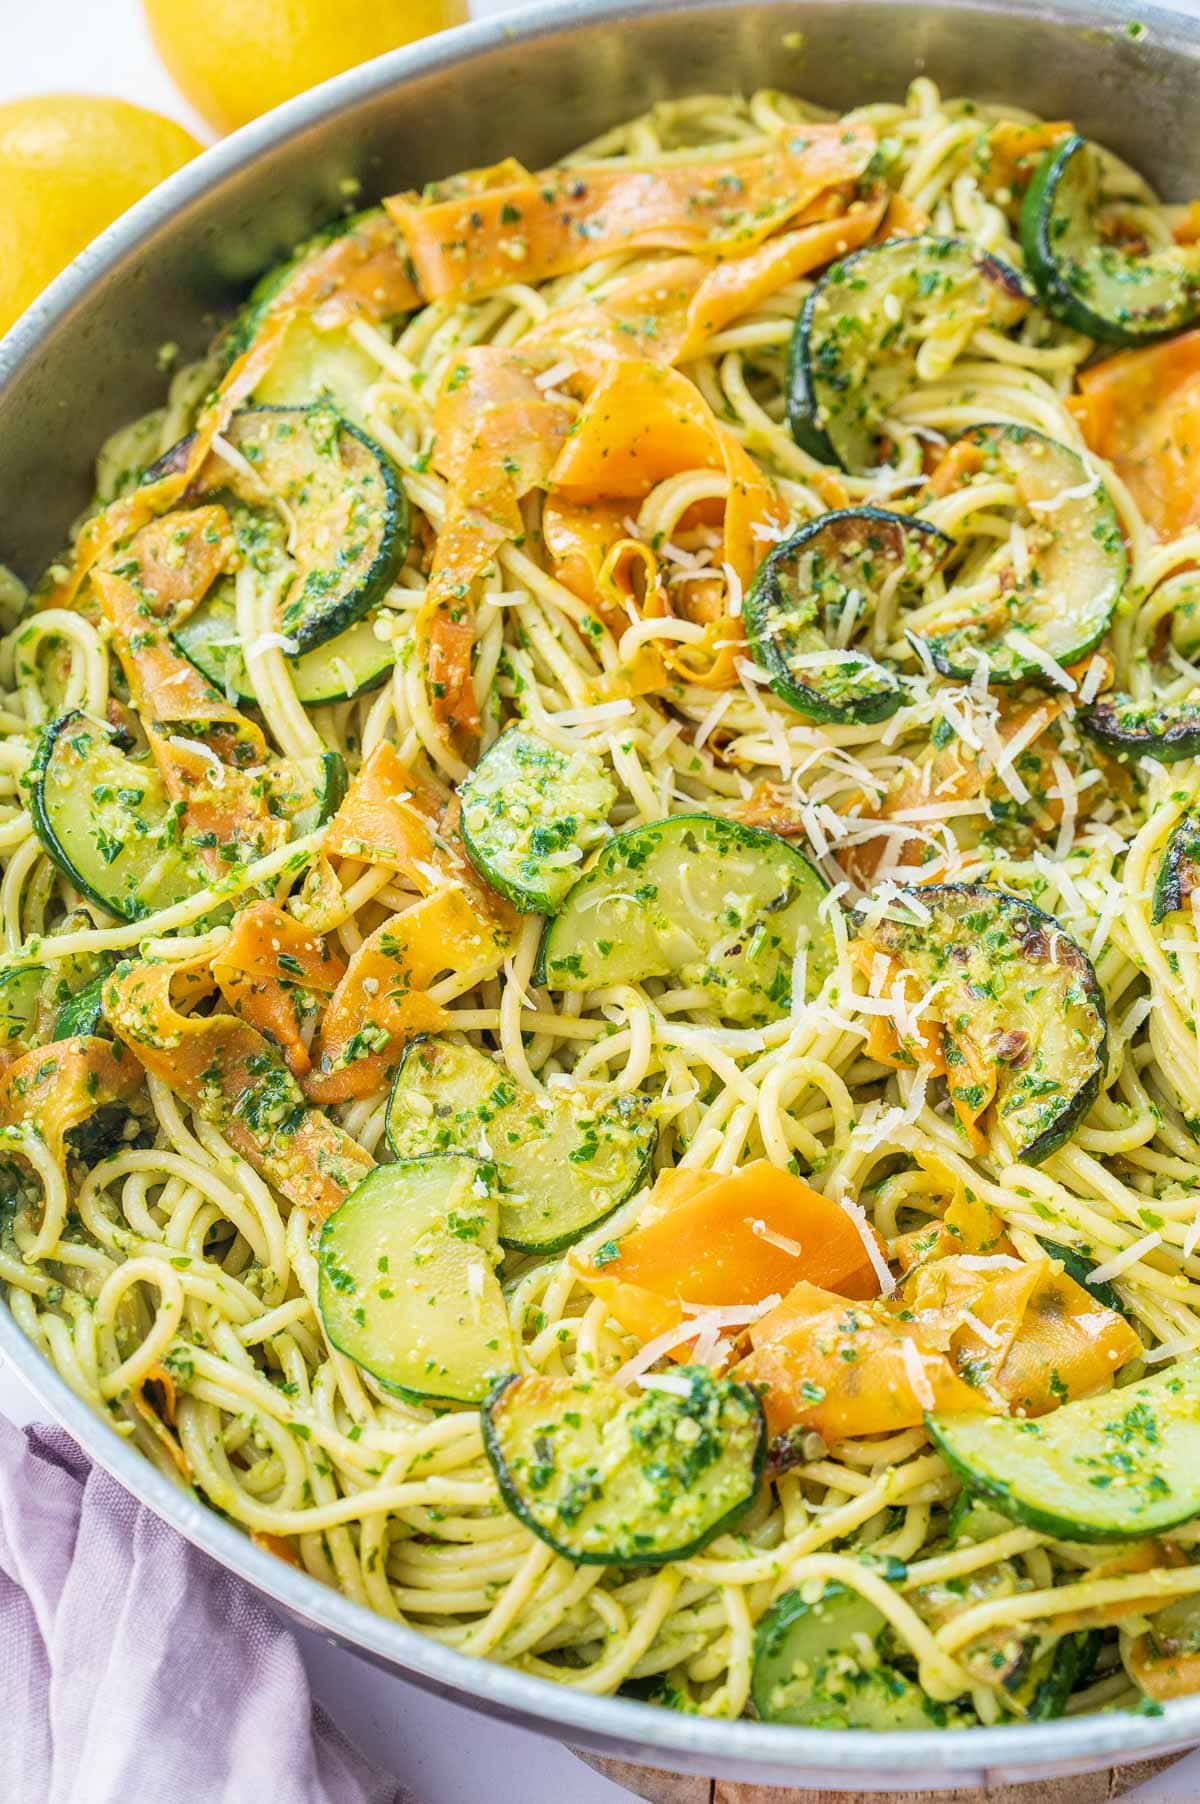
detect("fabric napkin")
[0,1414,417,1804]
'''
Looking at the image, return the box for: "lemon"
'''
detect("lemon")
[0,95,201,339]
[143,0,469,137]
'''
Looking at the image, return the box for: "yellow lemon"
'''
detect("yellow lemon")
[0,95,201,338]
[143,0,469,137]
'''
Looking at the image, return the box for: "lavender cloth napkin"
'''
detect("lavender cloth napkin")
[0,1414,418,1804]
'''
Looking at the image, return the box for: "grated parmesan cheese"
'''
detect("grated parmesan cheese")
[1005,632,1076,692]
[899,1338,936,1410]
[1087,1232,1162,1287]
[751,1219,803,1257]
[834,1187,896,1295]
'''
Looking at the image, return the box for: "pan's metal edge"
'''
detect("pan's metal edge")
[5,1280,1198,1784]
[4,0,1200,1779]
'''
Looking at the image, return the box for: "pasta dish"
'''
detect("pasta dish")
[5,78,1200,1730]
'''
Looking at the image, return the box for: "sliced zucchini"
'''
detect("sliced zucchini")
[536,814,833,1025]
[911,424,1125,683]
[29,712,197,923]
[459,726,617,914]
[483,1367,764,1564]
[1082,692,1200,765]
[253,313,383,430]
[1019,1630,1101,1721]
[184,404,406,654]
[52,972,109,1041]
[271,751,349,837]
[856,884,1106,1164]
[1153,811,1200,923]
[1021,136,1200,345]
[752,1582,940,1729]
[928,1358,1200,1543]
[788,235,1029,471]
[173,581,396,707]
[946,1495,1015,1545]
[385,1037,656,1255]
[743,507,953,724]
[317,1155,516,1406]
[1037,1237,1129,1318]
[0,966,46,1048]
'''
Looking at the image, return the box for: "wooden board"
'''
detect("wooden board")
[574,1748,1184,1803]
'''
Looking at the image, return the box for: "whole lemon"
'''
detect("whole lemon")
[143,0,469,137]
[0,95,201,338]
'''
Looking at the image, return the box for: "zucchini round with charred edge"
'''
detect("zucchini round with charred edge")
[29,711,198,923]
[385,1036,656,1255]
[856,884,1106,1165]
[928,1359,1200,1542]
[787,235,1029,471]
[752,1581,942,1728]
[318,1156,517,1406]
[910,424,1125,684]
[1021,136,1200,345]
[1082,693,1200,765]
[173,589,395,707]
[744,507,954,723]
[484,1367,765,1564]
[536,814,834,1025]
[150,404,408,655]
[459,725,617,914]
[1154,811,1200,923]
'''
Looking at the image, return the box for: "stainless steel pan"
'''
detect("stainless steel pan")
[2,1,1199,1785]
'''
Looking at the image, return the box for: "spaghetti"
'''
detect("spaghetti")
[2,78,1200,1727]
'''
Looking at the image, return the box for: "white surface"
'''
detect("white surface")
[3,2,1200,1800]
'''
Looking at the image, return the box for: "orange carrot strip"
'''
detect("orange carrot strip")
[212,900,346,1076]
[105,962,371,1222]
[737,1281,989,1440]
[1072,329,1200,540]
[92,568,262,762]
[520,192,887,369]
[116,505,237,621]
[303,888,506,1103]
[990,1261,1141,1414]
[575,1160,885,1353]
[421,349,573,743]
[386,123,877,303]
[321,740,443,871]
[0,1035,142,1168]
